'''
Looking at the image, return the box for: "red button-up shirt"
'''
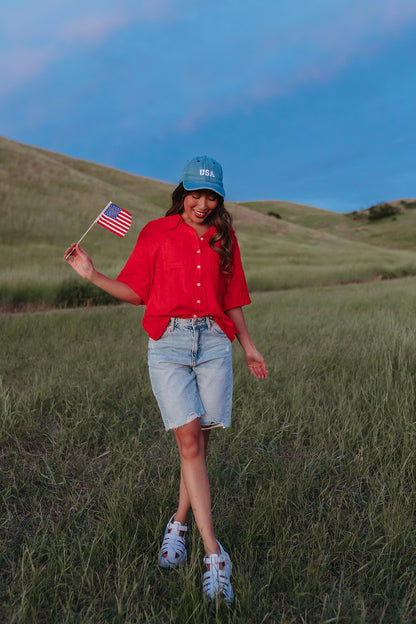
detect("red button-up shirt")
[116,214,251,341]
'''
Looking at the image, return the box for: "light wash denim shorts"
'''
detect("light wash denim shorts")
[147,316,233,431]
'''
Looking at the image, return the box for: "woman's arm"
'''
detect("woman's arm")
[64,244,143,305]
[225,306,268,378]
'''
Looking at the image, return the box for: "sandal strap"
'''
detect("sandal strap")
[203,552,231,567]
[158,514,187,568]
[202,541,233,604]
[167,515,187,534]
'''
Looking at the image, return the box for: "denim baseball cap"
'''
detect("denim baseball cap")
[179,155,225,198]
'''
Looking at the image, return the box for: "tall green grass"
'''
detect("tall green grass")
[243,199,416,251]
[238,229,416,292]
[3,135,416,309]
[3,279,416,622]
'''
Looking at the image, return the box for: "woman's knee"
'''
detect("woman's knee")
[174,419,204,460]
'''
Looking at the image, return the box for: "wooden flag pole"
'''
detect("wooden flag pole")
[64,202,112,260]
[76,201,112,245]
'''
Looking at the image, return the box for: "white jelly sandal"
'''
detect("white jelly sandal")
[202,541,234,604]
[158,514,187,569]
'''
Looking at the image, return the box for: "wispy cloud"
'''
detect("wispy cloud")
[171,0,416,133]
[60,13,131,45]
[60,0,174,44]
[1,0,416,146]
[0,0,174,97]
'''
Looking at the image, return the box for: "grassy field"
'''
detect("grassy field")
[3,135,416,622]
[2,135,416,309]
[3,279,416,623]
[242,199,416,251]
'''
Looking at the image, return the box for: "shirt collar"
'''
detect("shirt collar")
[166,214,215,237]
[166,214,182,230]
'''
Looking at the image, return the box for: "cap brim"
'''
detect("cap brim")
[182,180,225,198]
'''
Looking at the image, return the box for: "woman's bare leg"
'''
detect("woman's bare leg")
[173,420,219,556]
[175,428,210,525]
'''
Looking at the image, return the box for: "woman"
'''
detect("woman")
[64,155,267,604]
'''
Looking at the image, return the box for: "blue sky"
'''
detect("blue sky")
[1,0,415,212]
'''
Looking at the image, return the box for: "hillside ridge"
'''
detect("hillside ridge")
[2,135,416,308]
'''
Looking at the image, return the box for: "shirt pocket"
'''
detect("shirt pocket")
[158,240,189,270]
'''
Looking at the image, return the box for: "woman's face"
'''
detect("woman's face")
[182,191,218,227]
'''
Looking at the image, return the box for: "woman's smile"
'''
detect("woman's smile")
[193,207,209,218]
[182,191,218,227]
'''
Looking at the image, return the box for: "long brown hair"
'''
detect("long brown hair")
[166,183,234,275]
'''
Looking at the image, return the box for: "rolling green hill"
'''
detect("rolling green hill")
[243,198,416,250]
[1,135,416,308]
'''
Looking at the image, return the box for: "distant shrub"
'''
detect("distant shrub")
[368,202,404,221]
[378,266,416,280]
[395,200,416,211]
[267,211,282,219]
[0,282,56,309]
[55,279,120,308]
[349,209,367,220]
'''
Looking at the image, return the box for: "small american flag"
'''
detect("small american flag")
[97,202,132,238]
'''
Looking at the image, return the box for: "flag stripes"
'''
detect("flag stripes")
[97,202,132,238]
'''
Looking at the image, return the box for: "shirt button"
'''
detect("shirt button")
[193,314,197,318]
[197,283,201,287]
[196,250,201,254]
[197,300,201,304]
[200,237,204,240]
[197,265,201,269]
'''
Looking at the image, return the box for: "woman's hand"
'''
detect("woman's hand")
[245,347,268,378]
[64,244,95,280]
[225,306,268,379]
[64,243,143,305]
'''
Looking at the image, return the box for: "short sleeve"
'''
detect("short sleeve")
[116,223,154,303]
[222,234,251,311]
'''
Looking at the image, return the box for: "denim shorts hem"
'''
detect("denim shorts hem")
[165,415,230,432]
[164,411,201,432]
[201,421,228,431]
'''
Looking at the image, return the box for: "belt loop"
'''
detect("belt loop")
[207,316,213,329]
[169,318,175,330]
